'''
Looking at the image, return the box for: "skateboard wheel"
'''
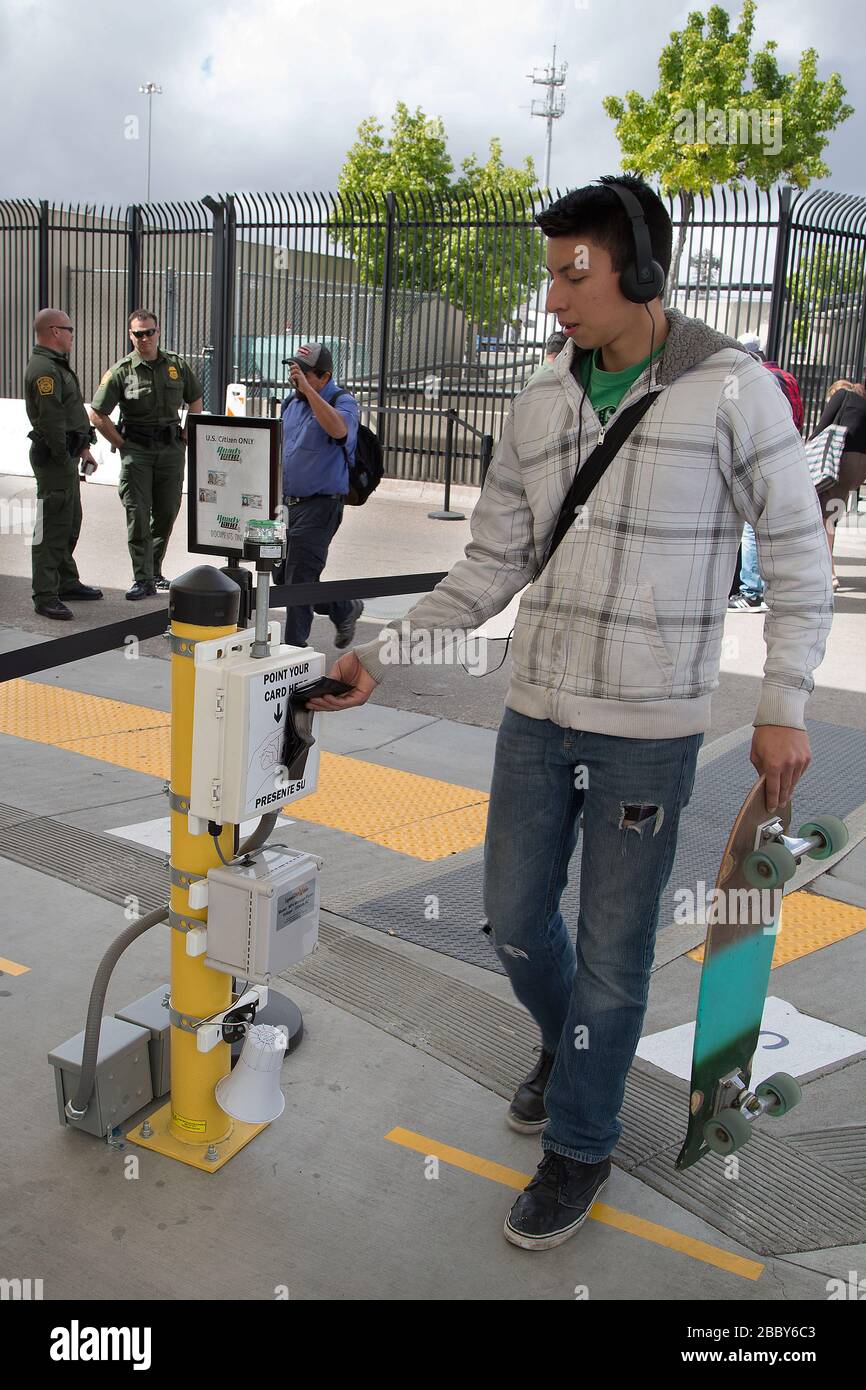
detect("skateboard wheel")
[702,1108,752,1155]
[743,842,797,888]
[755,1071,801,1117]
[798,815,849,861]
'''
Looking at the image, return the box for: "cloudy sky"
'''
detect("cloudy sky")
[1,0,863,205]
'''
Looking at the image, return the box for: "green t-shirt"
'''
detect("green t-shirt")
[574,346,664,424]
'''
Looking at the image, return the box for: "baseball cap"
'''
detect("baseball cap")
[737,332,762,355]
[283,342,333,375]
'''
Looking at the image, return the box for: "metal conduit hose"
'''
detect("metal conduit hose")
[66,813,279,1119]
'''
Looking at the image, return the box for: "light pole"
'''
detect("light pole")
[139,81,163,202]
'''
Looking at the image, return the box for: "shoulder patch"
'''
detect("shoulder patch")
[167,364,179,380]
[100,370,112,386]
[36,375,55,395]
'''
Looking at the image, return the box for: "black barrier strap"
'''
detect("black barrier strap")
[0,571,448,684]
[265,572,446,610]
[0,608,169,683]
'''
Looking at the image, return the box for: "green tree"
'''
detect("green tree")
[689,249,722,284]
[602,1,853,296]
[331,103,546,334]
[786,244,866,352]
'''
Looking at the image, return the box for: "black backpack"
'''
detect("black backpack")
[331,389,384,505]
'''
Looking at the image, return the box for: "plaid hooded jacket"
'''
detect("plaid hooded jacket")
[355,310,832,739]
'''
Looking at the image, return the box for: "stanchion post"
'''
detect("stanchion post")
[428,410,465,520]
[129,567,269,1171]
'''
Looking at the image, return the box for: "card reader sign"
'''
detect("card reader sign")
[244,659,316,815]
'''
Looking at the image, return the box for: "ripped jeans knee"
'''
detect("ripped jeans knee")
[618,801,664,836]
[480,915,531,961]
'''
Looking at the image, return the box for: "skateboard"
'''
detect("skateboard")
[676,776,848,1170]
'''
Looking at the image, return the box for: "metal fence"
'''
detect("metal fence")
[2,186,865,482]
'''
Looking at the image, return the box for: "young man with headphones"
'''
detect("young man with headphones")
[304,175,833,1251]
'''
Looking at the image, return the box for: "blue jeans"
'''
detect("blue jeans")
[274,495,355,647]
[739,523,764,598]
[483,708,703,1162]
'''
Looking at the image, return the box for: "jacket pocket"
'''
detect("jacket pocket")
[513,576,675,700]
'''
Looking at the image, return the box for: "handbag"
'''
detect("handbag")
[804,424,847,492]
[534,390,662,580]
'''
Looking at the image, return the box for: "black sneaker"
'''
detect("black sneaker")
[506,1048,554,1133]
[35,598,73,620]
[727,592,767,612]
[504,1152,611,1250]
[334,599,363,649]
[126,580,157,601]
[154,574,170,592]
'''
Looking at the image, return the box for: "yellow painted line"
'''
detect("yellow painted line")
[687,891,866,966]
[0,680,488,860]
[385,1126,764,1281]
[0,956,30,976]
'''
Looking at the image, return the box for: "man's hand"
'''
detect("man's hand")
[750,726,811,812]
[291,366,314,397]
[79,448,97,470]
[303,651,376,711]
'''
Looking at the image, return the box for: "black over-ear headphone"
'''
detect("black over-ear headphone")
[604,181,666,304]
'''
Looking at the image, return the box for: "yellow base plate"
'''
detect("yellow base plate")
[127,1102,268,1172]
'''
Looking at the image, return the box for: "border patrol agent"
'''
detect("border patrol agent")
[24,308,103,619]
[90,308,203,599]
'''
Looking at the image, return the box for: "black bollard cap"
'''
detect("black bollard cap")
[169,566,241,627]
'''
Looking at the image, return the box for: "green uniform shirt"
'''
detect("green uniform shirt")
[90,348,203,428]
[24,345,90,466]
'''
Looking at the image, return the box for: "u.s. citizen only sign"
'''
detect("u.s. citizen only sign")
[187,414,281,557]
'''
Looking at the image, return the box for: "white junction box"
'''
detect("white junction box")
[190,623,324,829]
[205,847,321,984]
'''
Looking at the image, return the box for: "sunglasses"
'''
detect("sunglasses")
[131,328,158,339]
[54,325,74,334]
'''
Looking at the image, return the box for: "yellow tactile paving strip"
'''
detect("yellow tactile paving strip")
[290,752,489,859]
[0,679,488,861]
[687,891,866,967]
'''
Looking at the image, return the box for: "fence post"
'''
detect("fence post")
[202,195,234,413]
[224,195,237,395]
[765,185,793,365]
[126,204,142,325]
[38,200,50,307]
[480,433,494,487]
[376,191,396,420]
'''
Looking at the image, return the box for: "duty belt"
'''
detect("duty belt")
[120,421,180,448]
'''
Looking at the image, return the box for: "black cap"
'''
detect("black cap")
[282,342,333,376]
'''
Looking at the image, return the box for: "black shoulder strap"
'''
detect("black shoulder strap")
[535,389,662,580]
[327,389,349,454]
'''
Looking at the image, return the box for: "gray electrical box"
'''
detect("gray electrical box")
[205,847,321,985]
[48,1017,153,1136]
[116,985,171,1098]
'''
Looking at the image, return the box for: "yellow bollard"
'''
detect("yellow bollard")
[129,568,268,1171]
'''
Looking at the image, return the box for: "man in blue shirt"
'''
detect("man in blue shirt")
[277,343,363,648]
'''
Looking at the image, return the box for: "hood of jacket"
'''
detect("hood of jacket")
[561,307,751,389]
